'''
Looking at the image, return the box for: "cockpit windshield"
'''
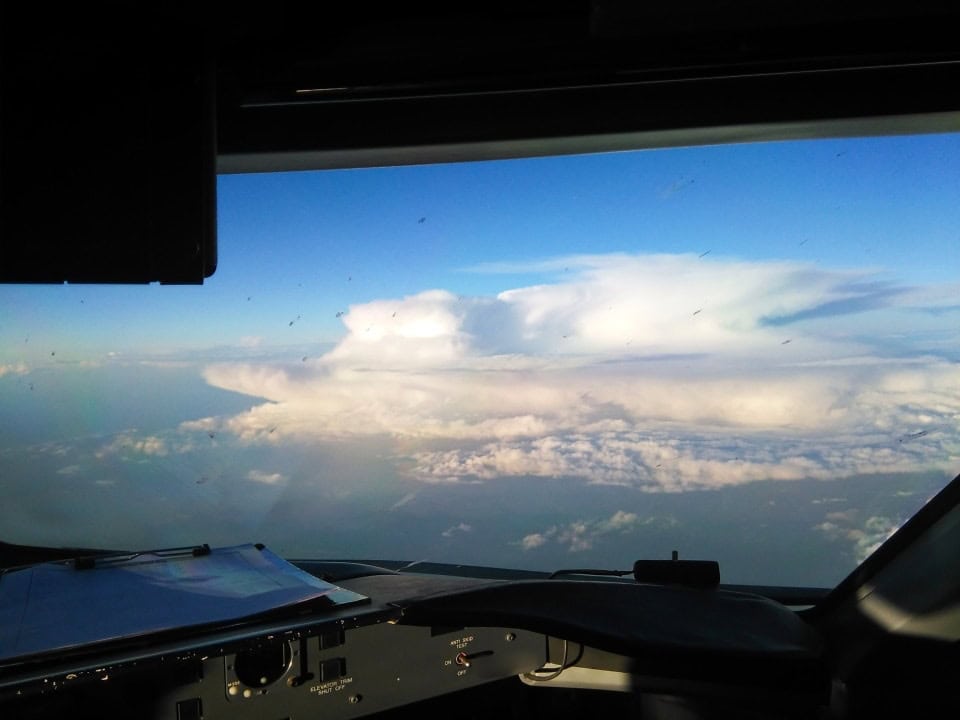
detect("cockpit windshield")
[2,132,958,587]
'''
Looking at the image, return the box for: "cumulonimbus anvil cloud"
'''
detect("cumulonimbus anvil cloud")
[194,253,960,491]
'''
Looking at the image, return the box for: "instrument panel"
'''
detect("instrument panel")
[154,623,545,720]
[0,567,829,719]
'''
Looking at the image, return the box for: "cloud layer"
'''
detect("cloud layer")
[519,510,676,553]
[407,428,956,491]
[815,510,905,563]
[190,253,959,492]
[0,362,29,378]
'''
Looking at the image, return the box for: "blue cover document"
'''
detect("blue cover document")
[0,544,367,663]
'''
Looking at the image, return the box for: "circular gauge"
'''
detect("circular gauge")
[234,642,293,688]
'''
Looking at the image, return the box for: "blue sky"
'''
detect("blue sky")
[1,131,958,584]
[2,132,959,362]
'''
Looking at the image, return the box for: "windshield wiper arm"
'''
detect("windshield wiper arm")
[548,567,633,580]
[72,543,212,570]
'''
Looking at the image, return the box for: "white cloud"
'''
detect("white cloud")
[190,253,959,492]
[813,510,904,563]
[0,362,29,378]
[559,521,593,552]
[56,465,81,475]
[602,510,639,530]
[390,492,418,510]
[518,510,655,553]
[406,428,955,492]
[323,290,473,366]
[441,522,473,538]
[520,533,549,550]
[850,516,902,562]
[247,470,286,485]
[96,434,169,458]
[180,417,222,433]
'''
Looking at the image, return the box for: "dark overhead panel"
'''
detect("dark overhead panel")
[3,2,960,281]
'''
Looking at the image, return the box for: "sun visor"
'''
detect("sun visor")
[0,21,216,284]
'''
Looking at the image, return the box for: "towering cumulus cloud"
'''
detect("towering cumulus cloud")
[196,253,960,492]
